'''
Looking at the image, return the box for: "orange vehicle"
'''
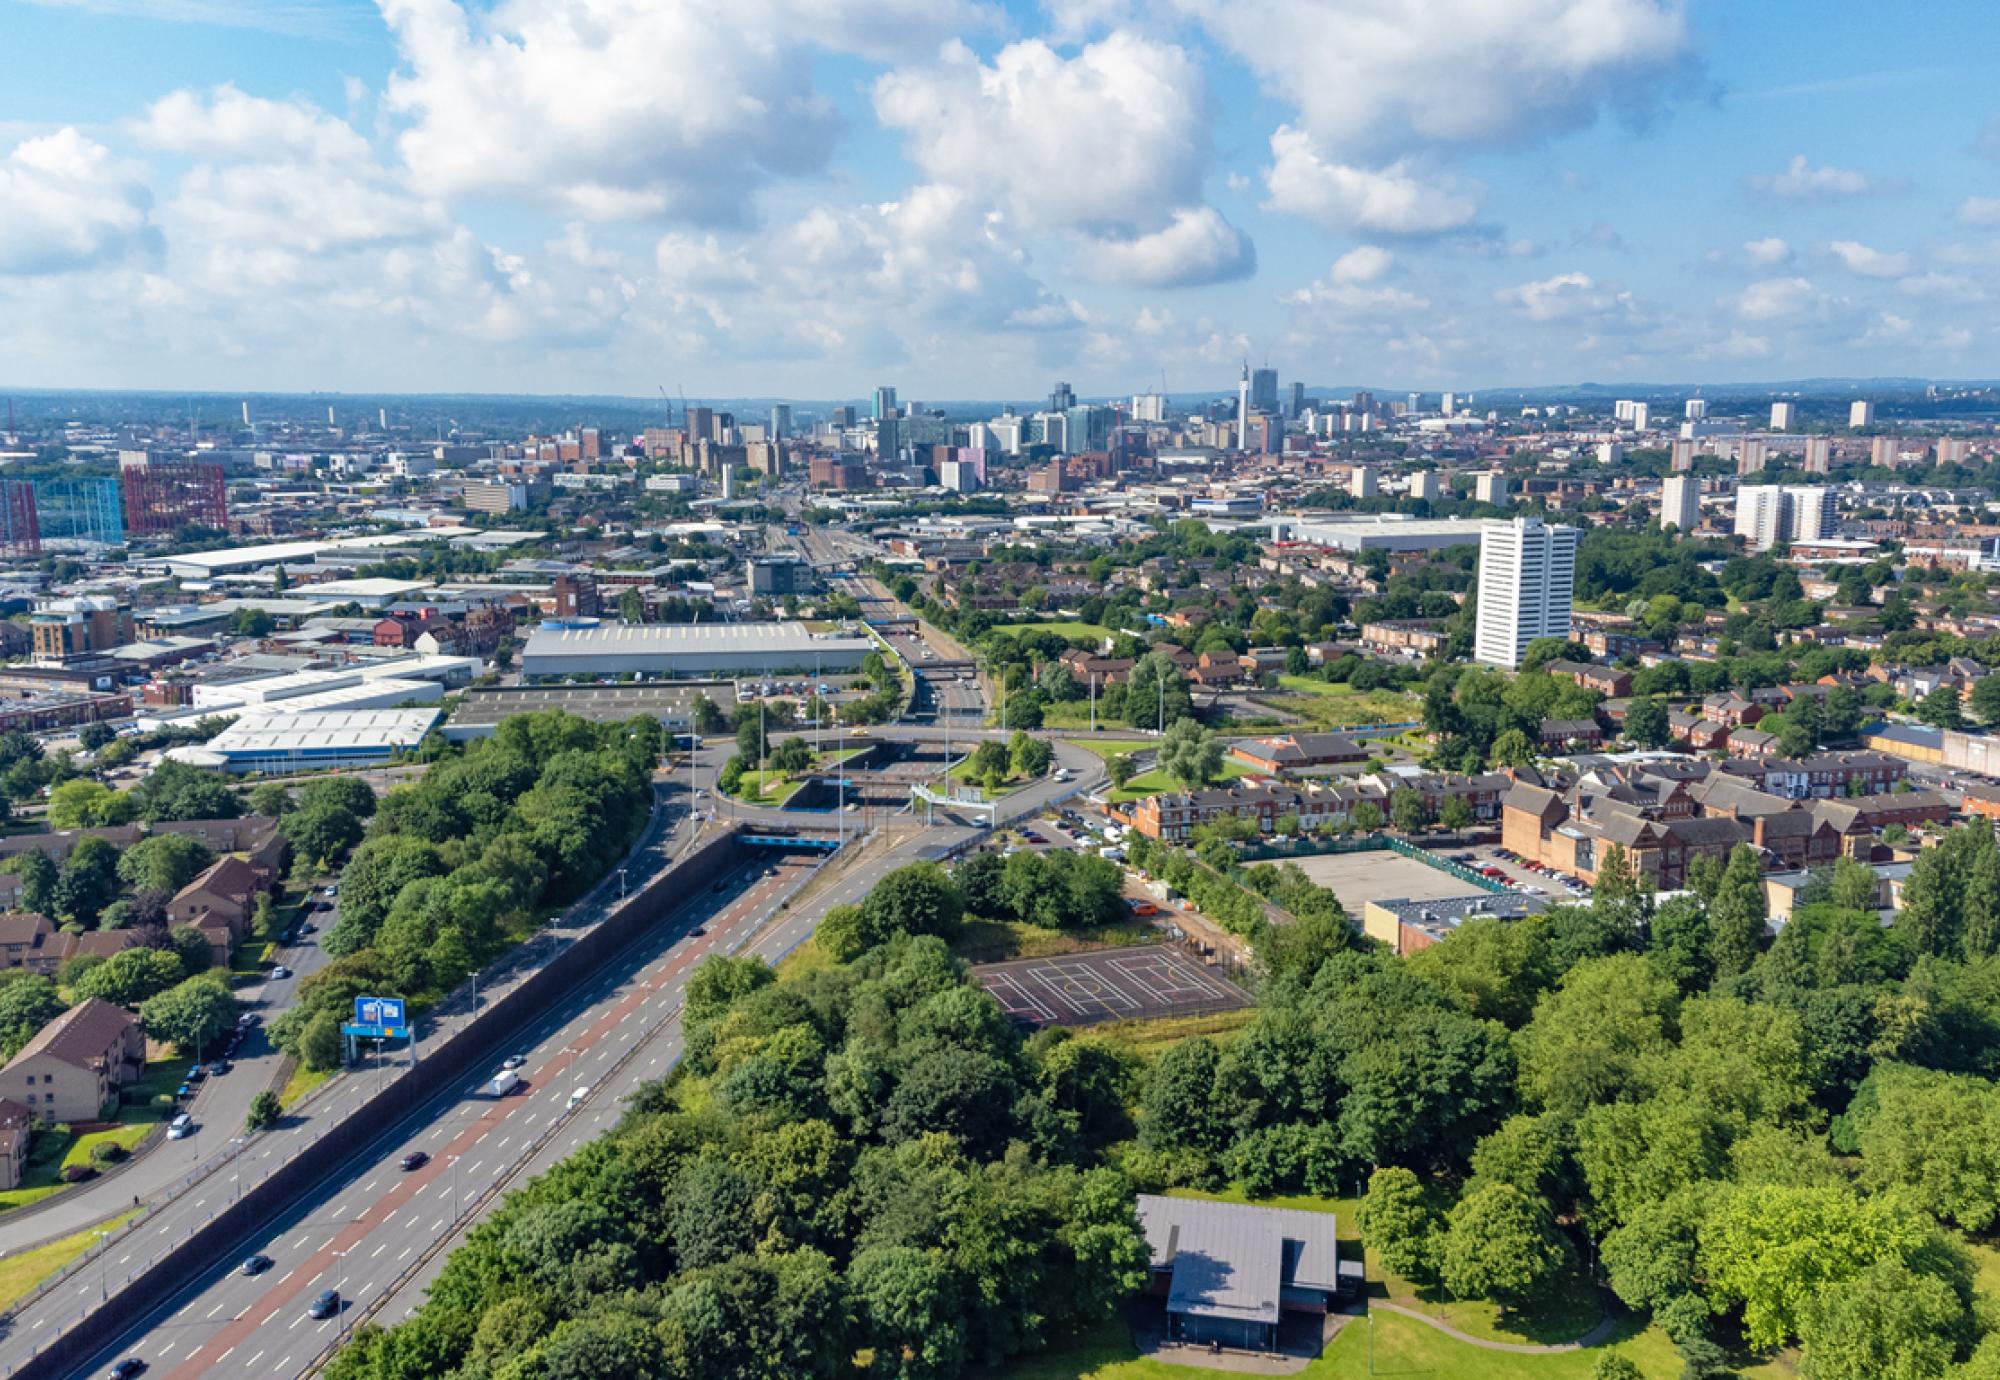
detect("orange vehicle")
[1126,898,1159,917]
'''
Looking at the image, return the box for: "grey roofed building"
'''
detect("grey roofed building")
[1135,1193,1347,1351]
[519,620,875,680]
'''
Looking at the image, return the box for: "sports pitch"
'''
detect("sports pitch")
[971,944,1252,1028]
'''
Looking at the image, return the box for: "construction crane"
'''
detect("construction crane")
[678,385,689,430]
[657,385,671,426]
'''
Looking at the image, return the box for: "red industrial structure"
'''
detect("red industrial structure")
[118,457,227,537]
[0,481,39,558]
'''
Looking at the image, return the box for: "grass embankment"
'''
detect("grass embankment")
[1041,704,1133,731]
[280,1062,335,1107]
[0,1206,146,1310]
[951,918,1159,964]
[1274,677,1424,729]
[994,622,1117,642]
[1108,759,1256,804]
[1066,739,1155,761]
[1088,1007,1257,1059]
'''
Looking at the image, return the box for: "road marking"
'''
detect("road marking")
[217,1348,234,1363]
[399,1244,413,1260]
[372,1242,387,1257]
[207,1301,227,1318]
[247,1350,264,1368]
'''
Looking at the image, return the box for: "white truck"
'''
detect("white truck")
[485,1068,522,1098]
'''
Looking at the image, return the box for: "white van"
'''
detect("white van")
[566,1086,590,1111]
[168,1114,193,1139]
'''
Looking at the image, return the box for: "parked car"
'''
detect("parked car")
[167,1115,193,1139]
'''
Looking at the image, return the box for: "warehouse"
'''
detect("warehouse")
[520,621,874,680]
[166,708,441,774]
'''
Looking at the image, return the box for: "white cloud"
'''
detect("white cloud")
[1956,196,2000,227]
[1827,239,1912,278]
[1262,126,1479,235]
[377,0,975,222]
[134,84,371,165]
[875,33,1209,236]
[1078,207,1255,287]
[0,128,156,275]
[1743,236,1792,265]
[1702,329,1771,359]
[1330,245,1393,284]
[1897,271,1982,301]
[1493,271,1626,323]
[1734,275,1819,321]
[1177,0,1688,156]
[1747,154,1882,202]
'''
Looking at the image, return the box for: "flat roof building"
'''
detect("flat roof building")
[442,682,732,740]
[520,621,874,680]
[168,708,442,774]
[1262,515,1492,554]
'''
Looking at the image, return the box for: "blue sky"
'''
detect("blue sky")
[2,0,1997,400]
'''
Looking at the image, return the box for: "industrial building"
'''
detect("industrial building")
[168,708,442,774]
[520,621,873,680]
[1260,515,1493,554]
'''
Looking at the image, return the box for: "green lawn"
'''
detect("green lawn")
[0,1207,145,1311]
[1067,738,1155,760]
[281,1061,335,1108]
[1270,679,1424,729]
[729,770,806,806]
[947,760,1031,794]
[1042,703,1133,731]
[120,1059,189,1124]
[994,621,1117,642]
[1109,759,1255,804]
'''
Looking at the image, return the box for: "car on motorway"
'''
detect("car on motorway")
[308,1289,341,1319]
[567,1085,591,1111]
[690,924,708,936]
[108,1360,147,1379]
[502,1054,526,1070]
[400,1151,430,1171]
[239,1254,272,1276]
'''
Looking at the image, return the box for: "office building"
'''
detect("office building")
[1250,367,1279,414]
[1474,518,1579,669]
[1661,476,1699,532]
[1289,381,1306,418]
[1130,393,1166,423]
[1064,404,1114,455]
[1804,437,1831,474]
[1771,401,1797,430]
[877,415,901,459]
[808,454,868,489]
[462,481,533,514]
[769,404,792,440]
[1440,391,1456,417]
[747,555,806,597]
[1850,400,1875,428]
[1048,382,1076,413]
[873,386,897,421]
[31,596,134,664]
[1474,471,1509,505]
[1685,398,1707,420]
[830,405,855,428]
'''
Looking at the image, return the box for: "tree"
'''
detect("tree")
[1438,1183,1570,1310]
[851,1245,967,1380]
[1003,689,1045,729]
[54,838,121,926]
[139,974,237,1055]
[6,849,56,916]
[618,587,644,624]
[300,1008,344,1071]
[281,803,365,867]
[245,1090,280,1132]
[73,947,187,1007]
[1439,795,1475,831]
[1490,727,1535,768]
[77,721,115,752]
[231,606,275,638]
[1707,844,1768,978]
[692,695,730,736]
[1360,1167,1442,1284]
[117,833,214,895]
[1515,954,1678,1117]
[246,782,294,818]
[131,759,240,822]
[1009,731,1053,779]
[1798,1255,1971,1380]
[969,739,1011,788]
[298,775,378,819]
[1828,856,1880,913]
[1350,799,1385,831]
[1123,651,1192,731]
[1592,1356,1644,1380]
[1623,696,1670,749]
[1105,754,1136,789]
[1918,684,1965,730]
[168,924,212,975]
[1391,789,1429,834]
[737,716,769,766]
[856,863,964,947]
[1140,1036,1227,1154]
[771,737,814,774]
[0,974,65,1058]
[46,779,136,829]
[1157,717,1223,790]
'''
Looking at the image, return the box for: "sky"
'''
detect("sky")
[3,0,2000,401]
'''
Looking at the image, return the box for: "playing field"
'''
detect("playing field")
[971,945,1252,1027]
[1288,849,1485,911]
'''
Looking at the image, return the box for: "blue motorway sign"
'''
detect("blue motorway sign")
[355,996,405,1028]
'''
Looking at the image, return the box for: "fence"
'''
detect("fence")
[1237,832,1513,894]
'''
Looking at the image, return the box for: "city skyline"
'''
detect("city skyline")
[4,0,2000,398]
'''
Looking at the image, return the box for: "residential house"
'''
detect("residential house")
[0,998,145,1124]
[0,914,72,977]
[1543,660,1633,698]
[0,1098,30,1190]
[166,855,269,943]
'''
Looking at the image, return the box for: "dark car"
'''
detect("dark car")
[690,925,707,937]
[108,1361,147,1379]
[308,1289,340,1320]
[399,1151,429,1171]
[207,1061,231,1076]
[239,1254,272,1276]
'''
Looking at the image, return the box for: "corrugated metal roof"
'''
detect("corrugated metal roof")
[1135,1194,1339,1325]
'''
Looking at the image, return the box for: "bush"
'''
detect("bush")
[60,1163,98,1183]
[90,1139,128,1165]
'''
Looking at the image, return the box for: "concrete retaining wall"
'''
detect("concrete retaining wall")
[15,829,747,1380]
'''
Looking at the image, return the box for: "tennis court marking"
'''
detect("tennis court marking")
[970,945,1250,1027]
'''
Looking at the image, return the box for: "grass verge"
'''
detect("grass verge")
[951,918,1160,964]
[1108,759,1256,804]
[0,1207,146,1311]
[993,622,1116,642]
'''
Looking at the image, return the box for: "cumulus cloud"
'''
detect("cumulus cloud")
[1177,0,1688,156]
[1956,196,2000,227]
[134,84,372,164]
[1747,154,1886,201]
[1493,271,1630,323]
[1733,275,1820,321]
[377,0,974,222]
[876,33,1209,236]
[1827,239,1911,278]
[0,129,156,275]
[1262,126,1479,235]
[1743,236,1792,265]
[1330,245,1393,284]
[1078,207,1255,287]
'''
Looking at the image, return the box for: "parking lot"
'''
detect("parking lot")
[1290,849,1487,912]
[971,945,1251,1027]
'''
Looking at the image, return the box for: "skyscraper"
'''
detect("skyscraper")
[1049,381,1076,413]
[1475,518,1579,669]
[1770,401,1797,430]
[1661,476,1699,532]
[1685,398,1707,420]
[1475,471,1509,505]
[1440,391,1456,417]
[1289,381,1305,418]
[1849,400,1875,428]
[1410,471,1441,503]
[874,386,898,421]
[1788,485,1836,542]
[1237,365,1252,424]
[769,404,792,440]
[1803,437,1831,474]
[1250,367,1278,413]
[1671,438,1694,472]
[1130,393,1166,422]
[1735,485,1835,550]
[1736,439,1766,475]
